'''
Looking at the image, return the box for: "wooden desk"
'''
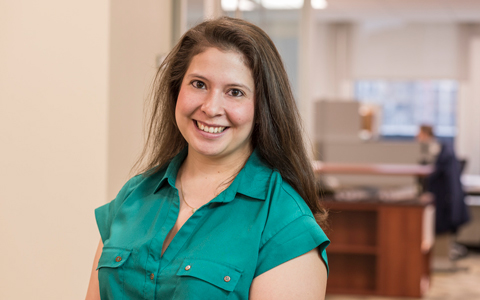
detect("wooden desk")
[313,161,433,176]
[324,196,435,298]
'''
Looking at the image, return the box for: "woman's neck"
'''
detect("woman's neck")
[175,146,252,204]
[181,146,252,181]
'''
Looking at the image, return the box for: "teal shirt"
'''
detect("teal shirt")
[95,149,329,299]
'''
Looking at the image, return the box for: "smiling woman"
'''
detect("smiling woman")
[175,47,255,163]
[85,16,329,300]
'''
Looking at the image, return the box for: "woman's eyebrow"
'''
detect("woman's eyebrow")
[185,73,209,81]
[186,73,253,93]
[225,83,253,93]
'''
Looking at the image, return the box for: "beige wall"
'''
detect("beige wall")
[107,0,172,200]
[0,0,171,299]
[0,0,109,298]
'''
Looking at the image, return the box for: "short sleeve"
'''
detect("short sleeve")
[94,175,144,243]
[255,215,330,277]
[95,201,114,243]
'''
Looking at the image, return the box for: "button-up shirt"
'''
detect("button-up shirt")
[95,149,329,299]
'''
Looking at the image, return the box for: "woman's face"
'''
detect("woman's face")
[175,47,255,162]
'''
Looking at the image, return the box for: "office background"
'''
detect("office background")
[1,0,479,299]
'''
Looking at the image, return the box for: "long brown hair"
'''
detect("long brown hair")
[134,17,327,227]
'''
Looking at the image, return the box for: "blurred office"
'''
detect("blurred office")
[1,0,480,299]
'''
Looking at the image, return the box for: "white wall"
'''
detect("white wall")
[0,0,171,299]
[312,23,335,100]
[457,36,480,175]
[352,22,459,79]
[312,23,354,101]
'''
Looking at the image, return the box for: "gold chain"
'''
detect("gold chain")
[179,179,198,214]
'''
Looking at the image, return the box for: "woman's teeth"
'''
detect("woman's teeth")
[197,121,226,133]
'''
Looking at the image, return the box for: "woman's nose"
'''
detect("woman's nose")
[201,91,224,117]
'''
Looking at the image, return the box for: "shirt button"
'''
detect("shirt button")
[115,256,122,262]
[224,276,231,282]
[150,273,155,280]
[185,265,191,271]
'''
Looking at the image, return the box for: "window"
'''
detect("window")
[355,80,458,138]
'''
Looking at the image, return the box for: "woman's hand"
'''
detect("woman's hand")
[249,249,327,300]
[85,240,103,300]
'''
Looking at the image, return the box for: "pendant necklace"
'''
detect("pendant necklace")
[180,179,198,214]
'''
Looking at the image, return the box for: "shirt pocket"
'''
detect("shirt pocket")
[174,258,243,298]
[96,247,132,300]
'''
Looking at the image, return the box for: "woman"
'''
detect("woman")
[86,17,329,300]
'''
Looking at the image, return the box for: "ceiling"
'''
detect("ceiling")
[315,0,480,22]
[203,0,480,22]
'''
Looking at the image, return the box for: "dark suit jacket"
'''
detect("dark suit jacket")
[428,143,470,234]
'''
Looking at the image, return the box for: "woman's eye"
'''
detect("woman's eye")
[228,89,244,97]
[191,80,205,89]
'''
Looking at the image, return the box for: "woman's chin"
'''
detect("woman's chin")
[188,145,225,158]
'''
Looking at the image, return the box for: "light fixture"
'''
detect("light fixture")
[311,0,328,9]
[221,0,257,11]
[261,0,303,10]
[221,0,327,11]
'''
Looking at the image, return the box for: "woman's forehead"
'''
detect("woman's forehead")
[185,48,254,89]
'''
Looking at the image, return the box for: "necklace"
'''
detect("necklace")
[179,179,198,214]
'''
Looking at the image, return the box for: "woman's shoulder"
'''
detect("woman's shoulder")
[113,164,169,203]
[246,151,312,213]
[256,171,322,246]
[107,174,146,209]
[265,170,313,217]
[256,170,330,276]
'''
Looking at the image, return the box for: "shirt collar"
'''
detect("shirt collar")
[153,147,188,194]
[232,149,271,201]
[153,148,271,202]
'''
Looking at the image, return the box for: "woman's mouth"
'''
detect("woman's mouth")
[196,121,227,134]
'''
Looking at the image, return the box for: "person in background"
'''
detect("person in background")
[85,17,329,300]
[417,125,442,165]
[417,124,469,258]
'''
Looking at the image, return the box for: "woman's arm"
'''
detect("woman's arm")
[85,240,103,300]
[249,249,327,300]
